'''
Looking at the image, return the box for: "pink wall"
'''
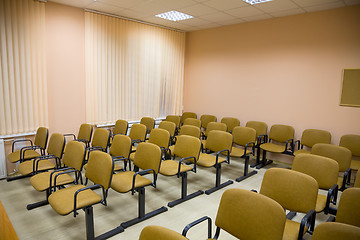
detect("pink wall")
[184,5,360,146]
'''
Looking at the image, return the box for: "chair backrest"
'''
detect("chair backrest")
[62,141,85,171]
[311,143,352,172]
[113,120,128,135]
[260,168,318,213]
[148,128,170,149]
[158,121,176,137]
[165,115,180,128]
[245,121,268,138]
[129,124,147,142]
[340,134,360,157]
[180,112,197,124]
[300,129,331,148]
[200,114,217,129]
[292,154,339,190]
[205,130,233,153]
[109,135,132,158]
[204,122,227,137]
[47,133,66,159]
[312,222,360,240]
[173,135,201,160]
[268,124,294,143]
[221,117,240,133]
[179,125,201,138]
[133,142,162,174]
[335,188,360,228]
[232,126,256,147]
[85,151,113,190]
[215,188,286,240]
[140,117,155,132]
[183,118,201,128]
[34,127,49,150]
[77,123,93,144]
[91,128,110,149]
[139,225,187,240]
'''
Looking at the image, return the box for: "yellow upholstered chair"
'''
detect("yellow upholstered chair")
[260,168,318,240]
[178,125,201,138]
[200,114,217,137]
[84,128,110,164]
[183,118,201,128]
[111,142,167,229]
[158,120,176,143]
[245,121,268,168]
[113,119,128,136]
[27,141,85,210]
[183,188,286,240]
[312,222,360,240]
[109,135,132,171]
[7,127,48,165]
[159,135,203,207]
[48,151,115,240]
[197,130,233,194]
[128,123,147,152]
[165,115,180,129]
[292,154,339,215]
[140,117,155,135]
[201,122,227,147]
[311,143,352,191]
[64,123,93,148]
[139,225,187,240]
[258,124,294,169]
[220,117,240,133]
[17,133,65,178]
[227,126,257,182]
[180,112,197,125]
[339,134,360,170]
[293,129,331,156]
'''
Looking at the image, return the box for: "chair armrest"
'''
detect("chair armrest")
[216,149,230,164]
[244,141,256,156]
[256,134,268,146]
[131,169,156,194]
[20,145,42,161]
[293,140,301,151]
[285,138,294,153]
[343,168,352,188]
[73,184,104,217]
[33,155,57,173]
[178,156,197,176]
[298,209,316,240]
[182,216,212,238]
[64,133,76,140]
[51,168,79,192]
[12,139,33,152]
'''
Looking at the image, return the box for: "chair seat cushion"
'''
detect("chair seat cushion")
[129,152,135,161]
[283,219,308,240]
[315,194,327,213]
[227,146,252,158]
[260,143,286,153]
[293,149,310,156]
[30,171,75,192]
[159,160,192,176]
[351,159,360,170]
[114,162,123,171]
[18,159,56,176]
[7,150,40,163]
[48,185,102,215]
[111,171,152,193]
[197,153,226,167]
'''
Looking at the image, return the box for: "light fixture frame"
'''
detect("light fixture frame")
[155,10,194,22]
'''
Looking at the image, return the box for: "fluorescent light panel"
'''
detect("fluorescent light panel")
[243,0,273,5]
[155,10,193,22]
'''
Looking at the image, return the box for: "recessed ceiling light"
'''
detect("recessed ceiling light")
[155,10,193,22]
[243,0,273,5]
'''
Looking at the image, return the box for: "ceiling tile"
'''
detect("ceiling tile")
[86,2,126,15]
[270,7,306,17]
[203,0,248,11]
[242,13,272,22]
[291,0,342,8]
[200,12,238,22]
[180,17,213,26]
[96,0,145,9]
[226,6,265,18]
[151,0,198,9]
[178,3,218,16]
[304,1,346,12]
[217,18,246,26]
[254,0,299,13]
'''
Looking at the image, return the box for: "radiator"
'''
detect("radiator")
[0,139,6,179]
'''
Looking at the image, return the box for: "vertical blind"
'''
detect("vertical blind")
[85,12,185,125]
[0,0,47,136]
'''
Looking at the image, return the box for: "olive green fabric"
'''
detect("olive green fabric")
[215,188,285,240]
[165,115,180,128]
[148,128,170,149]
[197,153,227,167]
[129,123,147,142]
[34,127,49,149]
[226,126,256,158]
[111,171,152,193]
[260,142,286,153]
[311,143,352,172]
[282,219,307,240]
[30,170,75,192]
[293,149,310,156]
[77,124,93,143]
[46,133,65,159]
[292,154,339,190]
[173,135,201,160]
[7,150,40,163]
[336,188,360,228]
[139,225,187,240]
[220,117,240,133]
[205,130,232,153]
[140,117,155,132]
[204,122,227,137]
[91,128,110,149]
[85,151,113,190]
[355,171,360,188]
[245,121,268,137]
[340,134,360,170]
[133,142,162,174]
[268,124,294,143]
[113,120,128,135]
[200,114,217,129]
[312,222,360,240]
[180,112,197,124]
[315,194,327,213]
[159,121,176,136]
[62,141,85,171]
[183,118,201,128]
[260,168,318,213]
[300,129,331,148]
[159,161,193,176]
[110,135,131,159]
[179,125,201,138]
[18,159,56,176]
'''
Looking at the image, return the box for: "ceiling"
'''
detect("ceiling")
[48,0,359,32]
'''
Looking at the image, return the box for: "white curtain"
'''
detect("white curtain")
[85,11,185,124]
[0,0,47,135]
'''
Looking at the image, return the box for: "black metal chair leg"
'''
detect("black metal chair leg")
[205,164,233,195]
[236,155,257,182]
